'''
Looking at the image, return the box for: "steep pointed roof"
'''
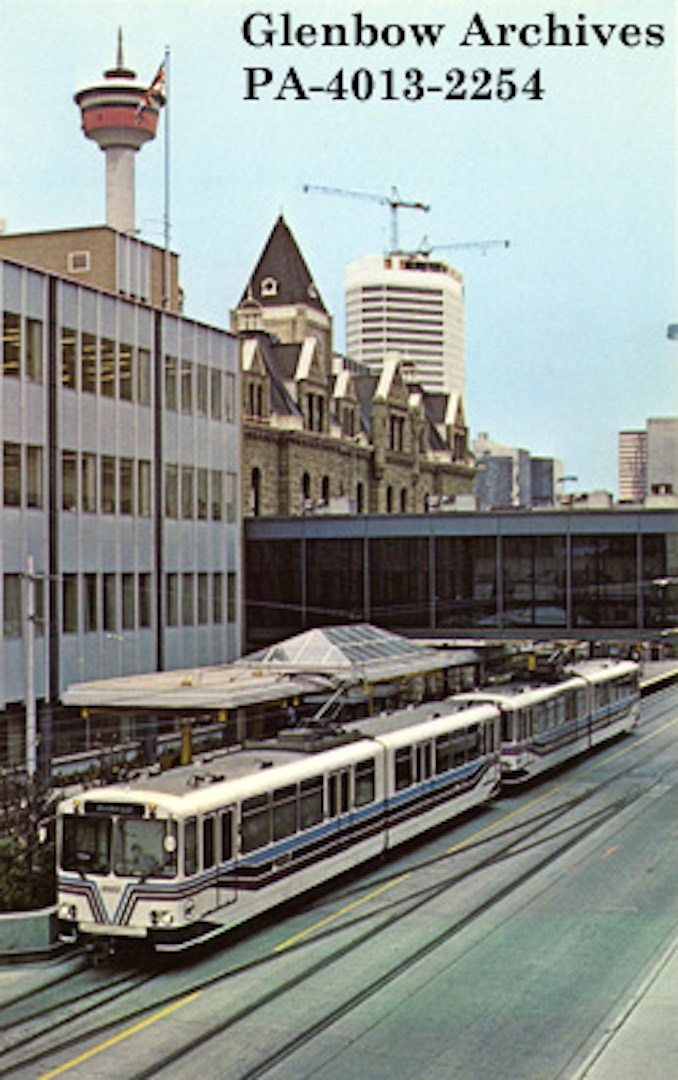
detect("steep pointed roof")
[239,216,327,314]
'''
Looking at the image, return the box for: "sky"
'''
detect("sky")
[1,0,675,494]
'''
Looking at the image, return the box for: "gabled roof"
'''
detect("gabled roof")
[240,216,327,314]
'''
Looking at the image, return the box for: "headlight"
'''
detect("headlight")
[59,903,77,920]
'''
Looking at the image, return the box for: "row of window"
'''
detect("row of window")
[59,328,237,423]
[165,355,237,421]
[2,570,238,637]
[2,312,43,382]
[61,570,237,634]
[3,444,238,523]
[3,442,43,509]
[165,570,237,628]
[165,464,238,523]
[186,726,492,871]
[61,328,152,404]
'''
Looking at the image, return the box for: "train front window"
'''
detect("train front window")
[61,815,111,875]
[113,819,177,879]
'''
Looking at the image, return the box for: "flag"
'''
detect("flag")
[135,61,167,124]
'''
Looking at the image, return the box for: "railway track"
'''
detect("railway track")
[2,687,676,1079]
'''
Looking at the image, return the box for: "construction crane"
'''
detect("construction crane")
[414,237,510,258]
[302,184,430,253]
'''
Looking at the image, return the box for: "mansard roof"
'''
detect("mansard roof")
[239,216,328,314]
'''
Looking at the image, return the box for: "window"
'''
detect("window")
[197,468,208,520]
[166,573,179,627]
[273,785,297,841]
[62,450,78,511]
[139,573,152,629]
[81,333,97,394]
[241,794,270,853]
[251,468,261,517]
[67,250,91,273]
[101,456,116,513]
[26,446,43,509]
[355,759,375,806]
[181,466,194,519]
[62,574,78,633]
[213,572,223,623]
[119,343,134,401]
[198,573,209,624]
[138,460,152,517]
[184,818,197,876]
[122,573,135,630]
[165,355,178,410]
[84,573,97,632]
[82,453,97,512]
[165,464,178,518]
[120,458,134,515]
[225,372,236,421]
[211,369,222,419]
[202,816,215,869]
[100,338,116,397]
[182,573,195,625]
[61,327,77,389]
[3,574,22,637]
[395,747,413,791]
[137,348,151,405]
[3,442,21,506]
[2,312,20,377]
[299,776,324,828]
[103,573,117,632]
[181,358,193,413]
[61,816,110,876]
[211,470,222,520]
[26,319,43,382]
[227,572,237,623]
[226,472,237,523]
[220,810,233,861]
[197,364,208,416]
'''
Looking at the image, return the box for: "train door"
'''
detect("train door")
[328,769,351,832]
[217,808,237,908]
[415,742,433,784]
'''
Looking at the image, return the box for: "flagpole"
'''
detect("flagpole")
[163,45,171,309]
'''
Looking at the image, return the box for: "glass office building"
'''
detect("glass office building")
[245,510,678,649]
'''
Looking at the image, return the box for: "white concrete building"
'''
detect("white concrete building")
[0,251,241,766]
[345,253,465,397]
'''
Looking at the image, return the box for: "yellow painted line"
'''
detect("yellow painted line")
[275,872,412,952]
[446,781,571,855]
[37,990,202,1080]
[278,714,678,952]
[585,713,678,771]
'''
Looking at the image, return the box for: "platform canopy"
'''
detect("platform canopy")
[61,624,471,714]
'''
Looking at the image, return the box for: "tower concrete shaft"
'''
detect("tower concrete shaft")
[75,31,161,234]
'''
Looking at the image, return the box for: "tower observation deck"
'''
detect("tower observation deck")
[74,31,163,234]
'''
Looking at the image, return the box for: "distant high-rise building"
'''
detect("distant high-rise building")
[647,418,678,496]
[619,419,677,502]
[473,433,563,509]
[345,253,465,397]
[619,430,647,502]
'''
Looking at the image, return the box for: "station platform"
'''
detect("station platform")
[575,930,678,1078]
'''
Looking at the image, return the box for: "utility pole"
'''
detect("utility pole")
[24,554,37,783]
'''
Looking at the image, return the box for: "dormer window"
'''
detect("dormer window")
[260,276,278,297]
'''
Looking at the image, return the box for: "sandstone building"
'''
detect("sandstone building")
[231,217,475,517]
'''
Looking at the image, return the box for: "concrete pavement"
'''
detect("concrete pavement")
[573,930,678,1079]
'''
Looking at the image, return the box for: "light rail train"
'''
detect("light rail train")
[56,659,638,954]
